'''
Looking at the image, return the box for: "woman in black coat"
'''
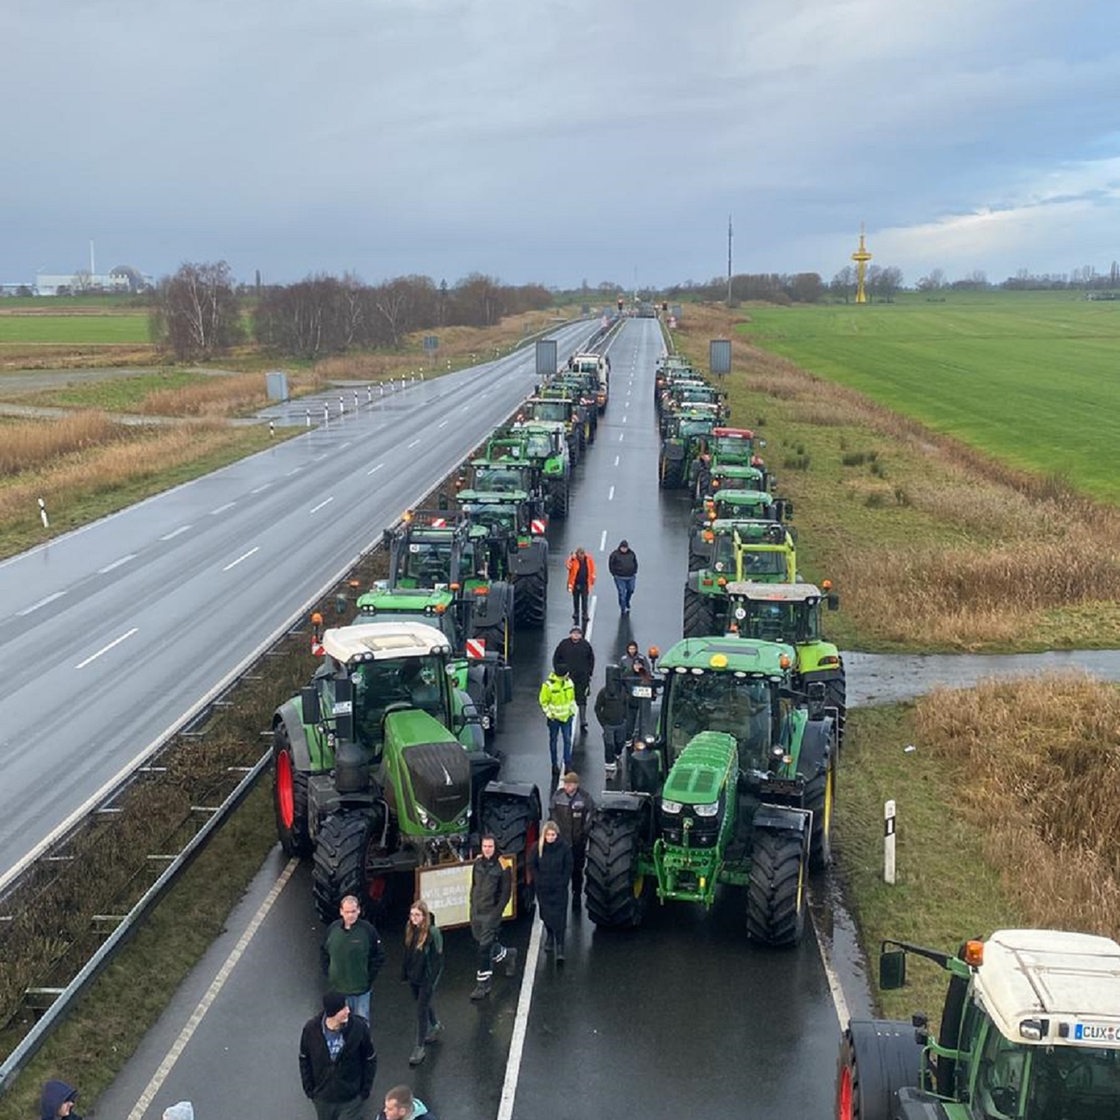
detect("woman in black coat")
[529,819,573,962]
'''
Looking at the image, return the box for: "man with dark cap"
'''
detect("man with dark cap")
[552,625,595,733]
[594,664,629,777]
[608,539,638,614]
[550,771,596,909]
[39,1081,81,1120]
[299,991,377,1120]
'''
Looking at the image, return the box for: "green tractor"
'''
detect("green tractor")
[568,351,610,413]
[838,928,1120,1120]
[659,410,719,490]
[724,581,845,744]
[272,620,541,920]
[688,488,793,570]
[683,520,799,636]
[584,635,838,945]
[524,392,587,461]
[511,420,573,518]
[546,373,600,442]
[654,355,698,413]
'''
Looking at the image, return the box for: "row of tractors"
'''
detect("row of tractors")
[270,350,610,922]
[580,351,846,948]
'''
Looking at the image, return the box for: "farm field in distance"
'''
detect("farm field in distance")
[0,296,152,345]
[740,291,1120,503]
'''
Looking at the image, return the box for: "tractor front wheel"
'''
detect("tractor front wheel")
[311,806,391,923]
[481,791,541,917]
[746,828,806,946]
[836,1021,923,1120]
[273,723,312,858]
[585,812,648,928]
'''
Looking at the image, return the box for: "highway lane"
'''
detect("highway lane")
[0,321,599,887]
[96,318,844,1120]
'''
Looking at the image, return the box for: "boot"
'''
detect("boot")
[424,1020,443,1043]
[409,1045,427,1066]
[504,947,519,977]
[579,705,589,733]
[544,931,555,954]
[470,978,491,1001]
[555,935,566,964]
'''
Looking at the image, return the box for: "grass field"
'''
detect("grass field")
[0,311,153,345]
[739,291,1120,502]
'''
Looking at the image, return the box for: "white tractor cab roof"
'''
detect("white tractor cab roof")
[321,622,452,666]
[975,929,1120,1048]
[726,581,823,602]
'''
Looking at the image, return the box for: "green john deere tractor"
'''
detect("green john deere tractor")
[272,620,541,921]
[546,373,599,442]
[724,581,845,744]
[838,928,1120,1120]
[584,635,838,945]
[524,392,587,462]
[659,411,718,490]
[511,420,572,518]
[683,521,798,636]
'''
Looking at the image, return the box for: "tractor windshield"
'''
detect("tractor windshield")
[401,541,454,585]
[523,431,555,458]
[974,1030,1120,1120]
[464,505,517,534]
[738,549,788,579]
[474,467,524,491]
[531,401,569,422]
[350,654,449,750]
[712,437,752,459]
[664,671,773,764]
[735,600,816,644]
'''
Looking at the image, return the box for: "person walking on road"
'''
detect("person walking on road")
[550,772,595,910]
[552,625,595,733]
[321,895,387,1026]
[299,991,377,1120]
[539,661,577,778]
[529,820,573,961]
[622,641,654,738]
[469,834,517,1000]
[594,664,629,777]
[608,540,638,614]
[39,1081,82,1120]
[402,900,443,1067]
[377,1084,438,1120]
[566,546,595,628]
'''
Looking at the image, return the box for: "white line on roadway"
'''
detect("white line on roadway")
[339,441,352,451]
[76,627,138,670]
[599,529,607,552]
[438,420,449,429]
[309,497,334,514]
[608,486,615,501]
[496,915,545,1120]
[618,432,624,442]
[585,595,597,641]
[16,591,65,617]
[222,547,259,572]
[286,467,301,477]
[210,502,236,516]
[126,859,300,1120]
[815,909,851,1026]
[613,455,619,467]
[622,415,627,424]
[408,439,421,449]
[98,554,137,574]
[367,463,384,475]
[159,526,192,541]
[250,484,271,495]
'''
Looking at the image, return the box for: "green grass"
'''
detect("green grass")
[11,371,210,410]
[0,313,153,345]
[741,291,1120,502]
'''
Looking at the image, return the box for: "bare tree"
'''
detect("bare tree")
[152,261,243,360]
[830,266,855,302]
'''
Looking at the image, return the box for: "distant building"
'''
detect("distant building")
[33,265,150,296]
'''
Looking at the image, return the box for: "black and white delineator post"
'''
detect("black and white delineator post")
[38,497,49,528]
[884,799,897,884]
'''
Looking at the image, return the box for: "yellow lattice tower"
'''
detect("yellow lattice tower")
[851,225,872,304]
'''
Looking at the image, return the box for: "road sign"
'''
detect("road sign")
[423,335,439,352]
[535,339,558,377]
[710,338,732,376]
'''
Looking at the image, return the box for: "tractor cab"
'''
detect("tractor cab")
[725,581,838,645]
[385,511,477,590]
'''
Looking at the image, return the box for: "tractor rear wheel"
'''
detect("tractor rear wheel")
[481,792,541,917]
[805,754,836,872]
[474,619,512,664]
[683,585,716,639]
[513,570,547,629]
[659,454,684,489]
[746,828,806,946]
[836,1021,923,1120]
[549,479,570,519]
[829,675,847,747]
[311,805,392,923]
[273,723,312,858]
[585,812,648,928]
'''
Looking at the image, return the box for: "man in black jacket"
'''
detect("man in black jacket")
[469,834,517,1000]
[608,539,638,614]
[550,772,596,908]
[299,991,377,1120]
[553,625,595,733]
[594,664,629,776]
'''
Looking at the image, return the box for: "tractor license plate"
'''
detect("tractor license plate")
[631,685,652,698]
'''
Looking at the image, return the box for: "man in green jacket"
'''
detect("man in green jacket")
[321,895,386,1026]
[539,661,577,779]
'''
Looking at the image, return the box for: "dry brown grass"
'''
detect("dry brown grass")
[913,676,1120,936]
[670,303,1120,650]
[0,411,129,475]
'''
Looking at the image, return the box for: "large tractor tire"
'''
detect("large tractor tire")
[683,585,717,639]
[687,535,710,572]
[311,806,392,923]
[746,828,807,946]
[585,812,648,928]
[549,478,570,519]
[481,791,541,917]
[474,618,512,664]
[513,570,547,629]
[273,722,312,858]
[805,754,836,872]
[836,1020,923,1120]
[659,453,684,490]
[829,674,847,748]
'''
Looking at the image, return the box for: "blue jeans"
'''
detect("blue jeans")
[613,575,636,610]
[345,990,370,1024]
[547,717,573,769]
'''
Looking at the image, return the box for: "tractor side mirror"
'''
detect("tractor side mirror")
[438,492,449,511]
[300,686,321,724]
[880,949,907,990]
[807,681,827,721]
[827,594,840,611]
[335,592,348,615]
[333,678,355,743]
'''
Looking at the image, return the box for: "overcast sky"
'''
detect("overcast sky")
[4,0,1118,291]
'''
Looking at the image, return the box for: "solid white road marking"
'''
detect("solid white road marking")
[159,525,192,541]
[126,859,300,1120]
[17,591,65,617]
[585,595,597,641]
[814,911,852,1026]
[309,497,334,514]
[76,627,138,669]
[222,547,259,572]
[496,915,544,1120]
[98,554,137,574]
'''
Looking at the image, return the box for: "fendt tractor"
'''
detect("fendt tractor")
[584,634,838,946]
[838,928,1120,1120]
[272,620,541,920]
[724,580,845,744]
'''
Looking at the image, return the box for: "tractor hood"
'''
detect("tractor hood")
[389,709,472,826]
[662,732,737,805]
[357,587,455,613]
[658,636,795,678]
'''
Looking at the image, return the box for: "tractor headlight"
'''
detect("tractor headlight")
[415,804,435,828]
[661,799,683,814]
[694,801,720,817]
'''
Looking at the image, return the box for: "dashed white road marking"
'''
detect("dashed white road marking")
[17,591,65,617]
[408,439,421,449]
[599,529,607,551]
[210,502,236,516]
[98,553,137,574]
[249,484,271,495]
[309,497,334,514]
[367,463,384,476]
[613,455,619,467]
[608,485,615,501]
[496,914,544,1120]
[160,525,192,541]
[76,627,138,669]
[222,547,259,572]
[618,433,624,442]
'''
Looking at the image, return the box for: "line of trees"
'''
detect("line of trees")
[150,265,553,361]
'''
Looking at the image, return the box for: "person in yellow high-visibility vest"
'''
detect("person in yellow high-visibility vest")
[538,663,577,778]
